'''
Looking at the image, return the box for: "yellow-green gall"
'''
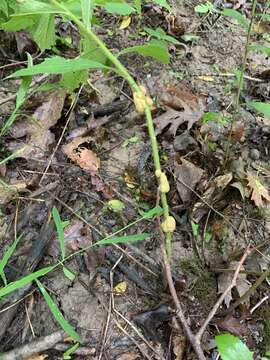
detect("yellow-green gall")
[161,216,176,233]
[133,85,153,114]
[159,172,170,193]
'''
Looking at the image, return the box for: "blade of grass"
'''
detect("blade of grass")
[0,266,54,298]
[63,342,80,359]
[0,234,23,285]
[36,279,81,342]
[52,206,65,259]
[95,233,150,245]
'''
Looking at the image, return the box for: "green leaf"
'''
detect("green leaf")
[191,221,199,237]
[96,233,150,245]
[134,0,142,14]
[222,9,249,29]
[36,280,81,342]
[63,342,80,359]
[60,69,89,94]
[12,0,60,15]
[30,13,56,50]
[144,27,180,44]
[52,207,65,259]
[0,234,23,286]
[104,2,135,15]
[1,72,32,135]
[141,205,163,219]
[1,16,35,31]
[248,101,270,118]
[0,0,8,17]
[108,199,125,212]
[249,44,270,56]
[120,39,170,64]
[257,13,270,22]
[194,1,215,13]
[63,267,76,281]
[81,0,93,28]
[152,0,171,12]
[8,56,108,78]
[0,266,53,298]
[215,334,253,360]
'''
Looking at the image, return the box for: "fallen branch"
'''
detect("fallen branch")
[0,330,65,360]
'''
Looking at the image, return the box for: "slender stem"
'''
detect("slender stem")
[50,0,172,257]
[225,0,257,163]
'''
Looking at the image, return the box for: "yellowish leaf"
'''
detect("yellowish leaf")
[119,16,131,29]
[198,76,215,82]
[113,281,127,295]
[247,173,270,208]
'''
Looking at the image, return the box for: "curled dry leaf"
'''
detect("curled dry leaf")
[49,220,92,257]
[217,261,251,308]
[8,91,65,160]
[62,136,100,173]
[155,85,204,136]
[246,172,270,208]
[216,314,249,337]
[174,158,204,203]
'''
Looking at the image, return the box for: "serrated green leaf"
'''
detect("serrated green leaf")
[104,2,135,15]
[215,334,253,360]
[152,0,171,11]
[144,27,180,44]
[36,280,81,342]
[96,233,150,245]
[0,234,23,286]
[29,13,56,50]
[248,101,270,118]
[120,39,170,64]
[0,266,54,298]
[222,9,249,29]
[8,56,108,78]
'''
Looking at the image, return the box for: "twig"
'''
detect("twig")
[0,330,65,360]
[250,294,269,314]
[195,246,250,341]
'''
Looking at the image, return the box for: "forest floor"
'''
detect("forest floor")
[0,0,270,359]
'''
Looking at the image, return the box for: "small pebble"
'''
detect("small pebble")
[250,148,260,160]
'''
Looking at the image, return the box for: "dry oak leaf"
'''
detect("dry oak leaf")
[8,91,65,160]
[156,85,204,135]
[62,136,100,173]
[247,172,270,208]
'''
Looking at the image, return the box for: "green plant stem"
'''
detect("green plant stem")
[225,0,257,163]
[50,0,172,257]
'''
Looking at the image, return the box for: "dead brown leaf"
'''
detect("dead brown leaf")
[174,158,204,202]
[62,136,100,173]
[25,355,48,360]
[91,175,112,199]
[155,85,204,135]
[49,220,92,257]
[117,353,140,360]
[218,261,251,308]
[247,172,270,208]
[217,314,249,337]
[9,91,65,160]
